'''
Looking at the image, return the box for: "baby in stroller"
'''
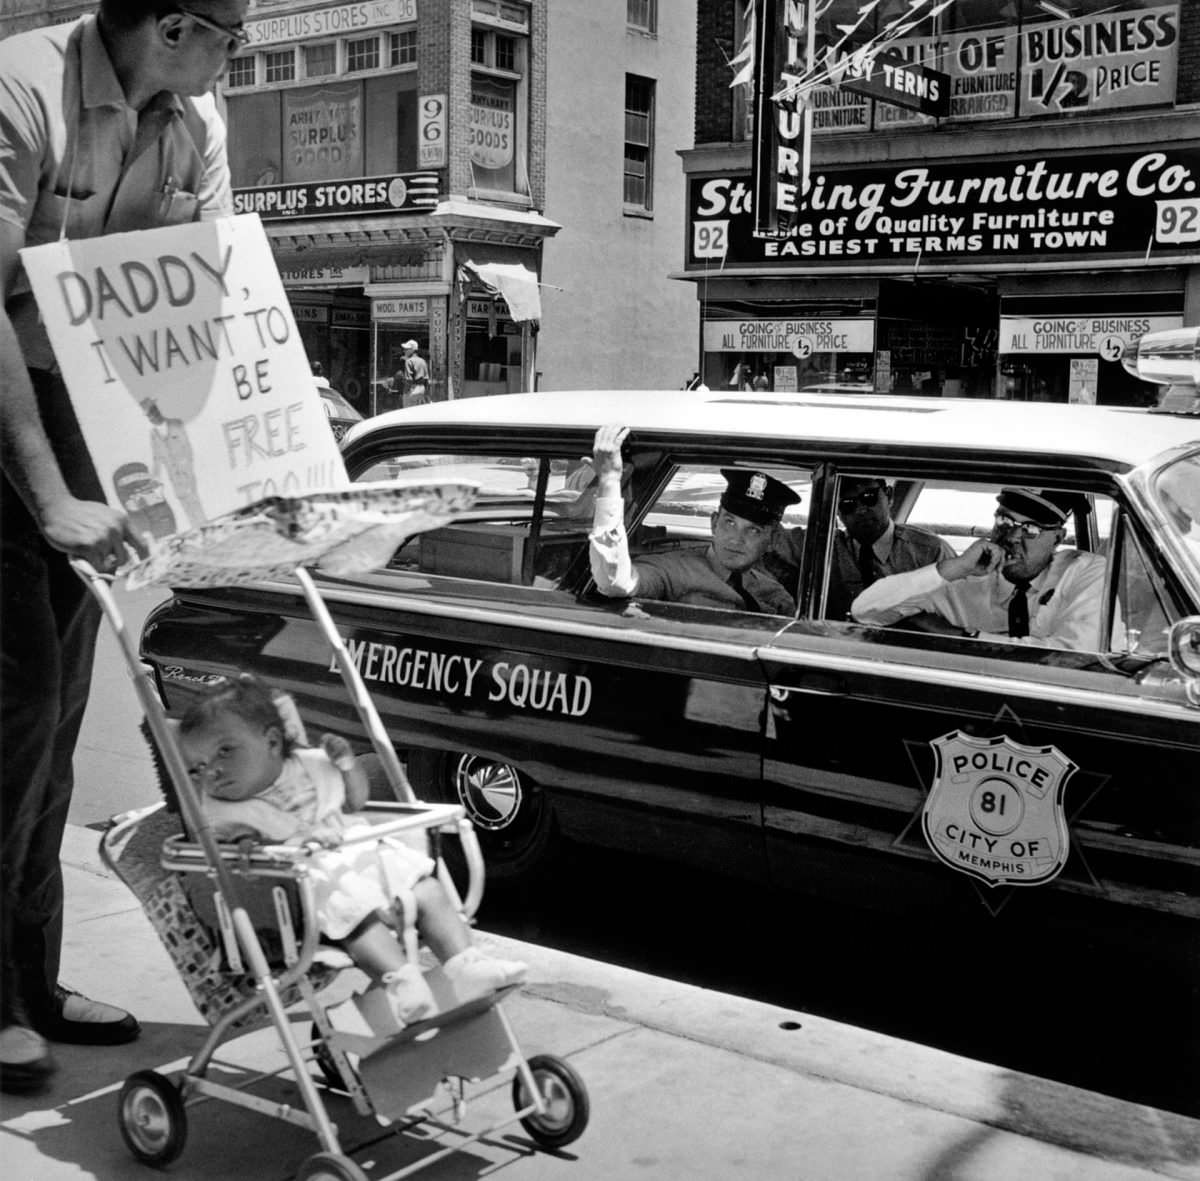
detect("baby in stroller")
[177,673,527,1027]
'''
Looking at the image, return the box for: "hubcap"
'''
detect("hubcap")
[531,1071,573,1130]
[125,1089,171,1151]
[453,755,523,831]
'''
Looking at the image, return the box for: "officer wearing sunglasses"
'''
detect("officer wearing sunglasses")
[766,476,953,618]
[851,487,1117,652]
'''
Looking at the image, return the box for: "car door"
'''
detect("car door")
[758,471,1200,936]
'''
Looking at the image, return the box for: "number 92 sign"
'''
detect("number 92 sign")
[692,220,728,261]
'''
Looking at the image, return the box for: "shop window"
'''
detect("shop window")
[627,0,657,35]
[346,36,381,73]
[305,42,337,78]
[623,75,655,213]
[389,29,417,66]
[225,55,256,89]
[264,49,296,84]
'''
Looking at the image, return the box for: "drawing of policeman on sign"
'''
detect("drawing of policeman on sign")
[922,731,1077,889]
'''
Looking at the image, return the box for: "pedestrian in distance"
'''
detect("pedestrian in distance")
[0,0,246,1094]
[392,340,430,408]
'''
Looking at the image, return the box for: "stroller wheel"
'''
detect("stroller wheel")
[297,1150,368,1180]
[512,1053,590,1149]
[118,1070,188,1165]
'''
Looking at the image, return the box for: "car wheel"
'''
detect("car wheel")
[512,1054,590,1149]
[406,749,556,883]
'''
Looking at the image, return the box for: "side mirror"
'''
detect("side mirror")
[1167,617,1200,705]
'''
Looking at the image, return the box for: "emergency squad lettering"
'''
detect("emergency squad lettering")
[336,638,593,717]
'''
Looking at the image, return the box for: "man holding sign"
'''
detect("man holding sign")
[0,0,243,1093]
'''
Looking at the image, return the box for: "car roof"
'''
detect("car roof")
[347,389,1199,471]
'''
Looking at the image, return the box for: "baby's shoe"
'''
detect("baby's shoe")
[382,964,436,1026]
[443,946,527,1002]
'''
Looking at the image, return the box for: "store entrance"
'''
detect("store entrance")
[877,278,998,398]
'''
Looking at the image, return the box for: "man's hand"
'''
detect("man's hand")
[592,424,629,481]
[40,495,149,570]
[937,538,1004,582]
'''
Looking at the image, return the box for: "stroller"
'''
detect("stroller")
[81,485,589,1181]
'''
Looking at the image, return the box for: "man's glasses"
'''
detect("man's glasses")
[993,512,1052,540]
[177,9,251,49]
[837,487,883,514]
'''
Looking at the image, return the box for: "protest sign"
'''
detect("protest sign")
[20,214,346,536]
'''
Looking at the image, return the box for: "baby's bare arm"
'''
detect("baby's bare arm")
[322,733,370,810]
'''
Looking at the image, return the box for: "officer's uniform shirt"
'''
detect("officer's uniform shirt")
[0,16,232,370]
[589,494,796,615]
[826,521,955,619]
[850,548,1116,652]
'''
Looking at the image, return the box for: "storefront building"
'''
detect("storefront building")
[227,0,556,414]
[684,0,1200,404]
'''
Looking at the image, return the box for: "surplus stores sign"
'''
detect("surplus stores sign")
[233,173,438,220]
[689,148,1200,268]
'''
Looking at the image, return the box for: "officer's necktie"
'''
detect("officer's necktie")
[1007,579,1032,638]
[727,570,761,613]
[857,540,877,589]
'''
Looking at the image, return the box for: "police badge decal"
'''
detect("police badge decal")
[922,731,1077,889]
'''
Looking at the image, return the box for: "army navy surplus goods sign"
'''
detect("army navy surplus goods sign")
[923,731,1076,888]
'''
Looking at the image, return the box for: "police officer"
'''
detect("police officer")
[588,424,798,614]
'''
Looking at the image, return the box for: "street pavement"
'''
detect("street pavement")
[1,823,1198,1180]
[4,580,1198,1179]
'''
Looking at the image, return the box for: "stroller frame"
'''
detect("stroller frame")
[80,559,588,1181]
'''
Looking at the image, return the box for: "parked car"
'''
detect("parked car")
[317,382,363,441]
[140,388,1200,948]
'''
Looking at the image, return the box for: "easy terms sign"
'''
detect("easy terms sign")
[689,148,1200,268]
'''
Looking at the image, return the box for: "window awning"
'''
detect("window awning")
[462,260,542,323]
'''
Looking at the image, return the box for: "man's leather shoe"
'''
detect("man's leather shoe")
[34,987,140,1046]
[0,1024,56,1094]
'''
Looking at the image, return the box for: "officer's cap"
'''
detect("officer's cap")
[719,469,801,527]
[996,487,1075,527]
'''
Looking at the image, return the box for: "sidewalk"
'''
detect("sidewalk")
[1,824,1198,1181]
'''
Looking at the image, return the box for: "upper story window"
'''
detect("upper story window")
[226,25,417,91]
[390,29,417,66]
[264,49,296,84]
[304,42,337,78]
[227,55,256,89]
[627,0,657,35]
[346,36,381,73]
[470,14,530,197]
[624,74,655,214]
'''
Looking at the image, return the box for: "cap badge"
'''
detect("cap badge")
[747,473,767,501]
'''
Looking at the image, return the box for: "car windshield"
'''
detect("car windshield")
[1151,452,1200,565]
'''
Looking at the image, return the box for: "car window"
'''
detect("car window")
[1111,514,1177,658]
[353,451,595,589]
[825,474,1126,656]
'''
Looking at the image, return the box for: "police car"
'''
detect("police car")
[140,380,1200,944]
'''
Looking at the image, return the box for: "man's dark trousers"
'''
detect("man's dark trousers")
[0,369,102,1027]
